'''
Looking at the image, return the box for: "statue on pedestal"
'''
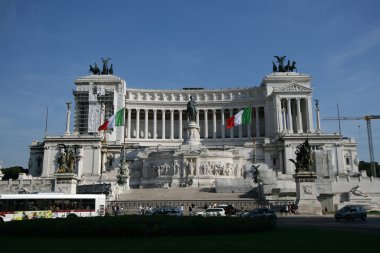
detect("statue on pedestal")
[186,96,197,122]
[117,159,130,185]
[56,144,77,173]
[289,138,312,173]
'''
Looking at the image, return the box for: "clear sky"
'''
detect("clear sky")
[1,0,380,168]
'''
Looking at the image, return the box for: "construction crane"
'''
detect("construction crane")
[323,115,380,177]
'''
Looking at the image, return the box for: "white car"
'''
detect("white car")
[196,208,226,217]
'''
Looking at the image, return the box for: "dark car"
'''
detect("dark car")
[148,207,183,216]
[217,204,242,216]
[335,205,367,221]
[243,208,277,222]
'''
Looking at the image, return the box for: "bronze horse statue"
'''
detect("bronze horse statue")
[89,63,100,75]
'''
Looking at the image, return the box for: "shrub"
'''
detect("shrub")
[0,215,276,237]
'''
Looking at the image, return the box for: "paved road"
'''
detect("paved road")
[277,215,380,233]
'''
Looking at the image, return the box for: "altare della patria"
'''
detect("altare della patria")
[1,56,379,214]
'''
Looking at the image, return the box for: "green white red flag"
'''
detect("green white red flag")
[98,108,125,131]
[226,107,252,129]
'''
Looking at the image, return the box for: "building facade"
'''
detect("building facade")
[22,69,380,211]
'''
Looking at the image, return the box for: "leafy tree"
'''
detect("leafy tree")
[0,166,28,180]
[359,161,380,177]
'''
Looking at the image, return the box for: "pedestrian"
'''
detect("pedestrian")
[189,205,193,216]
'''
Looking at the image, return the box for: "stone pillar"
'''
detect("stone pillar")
[212,109,217,138]
[145,109,149,139]
[293,172,321,215]
[127,108,131,139]
[306,97,315,133]
[64,102,71,136]
[42,146,51,177]
[296,98,303,133]
[196,109,200,125]
[101,148,107,173]
[255,107,260,137]
[153,109,157,139]
[54,173,78,194]
[183,121,201,145]
[204,109,208,139]
[136,109,140,139]
[170,109,174,140]
[276,97,283,133]
[278,150,283,176]
[229,109,233,138]
[179,110,183,140]
[221,109,225,139]
[161,109,165,139]
[315,99,322,133]
[282,101,287,133]
[76,147,83,178]
[287,98,293,133]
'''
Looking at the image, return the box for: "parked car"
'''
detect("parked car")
[217,204,243,216]
[335,205,367,221]
[147,207,183,216]
[196,208,226,217]
[243,208,277,222]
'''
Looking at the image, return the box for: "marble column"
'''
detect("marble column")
[276,97,282,133]
[170,109,174,140]
[127,108,131,139]
[255,107,260,137]
[145,109,149,139]
[204,109,208,139]
[287,98,293,133]
[306,97,315,133]
[64,102,71,136]
[296,98,303,133]
[179,110,183,140]
[282,101,287,132]
[161,109,166,139]
[212,109,217,139]
[153,109,157,139]
[136,109,140,139]
[101,150,107,173]
[315,100,322,133]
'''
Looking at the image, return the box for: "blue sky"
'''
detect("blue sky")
[1,0,380,168]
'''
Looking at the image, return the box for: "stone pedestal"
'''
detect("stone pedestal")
[294,171,321,215]
[117,175,130,191]
[183,121,201,145]
[54,173,78,194]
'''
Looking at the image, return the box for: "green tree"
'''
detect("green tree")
[359,161,380,177]
[0,166,28,180]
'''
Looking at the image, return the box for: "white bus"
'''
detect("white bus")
[0,193,106,222]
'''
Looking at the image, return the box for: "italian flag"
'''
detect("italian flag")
[98,108,125,131]
[226,107,252,129]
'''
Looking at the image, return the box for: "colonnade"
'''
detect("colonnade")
[124,107,264,140]
[276,97,314,134]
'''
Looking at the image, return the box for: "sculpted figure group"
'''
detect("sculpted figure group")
[89,57,114,75]
[56,144,77,173]
[272,56,297,72]
[289,138,312,173]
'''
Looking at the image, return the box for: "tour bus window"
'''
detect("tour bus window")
[82,199,95,209]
